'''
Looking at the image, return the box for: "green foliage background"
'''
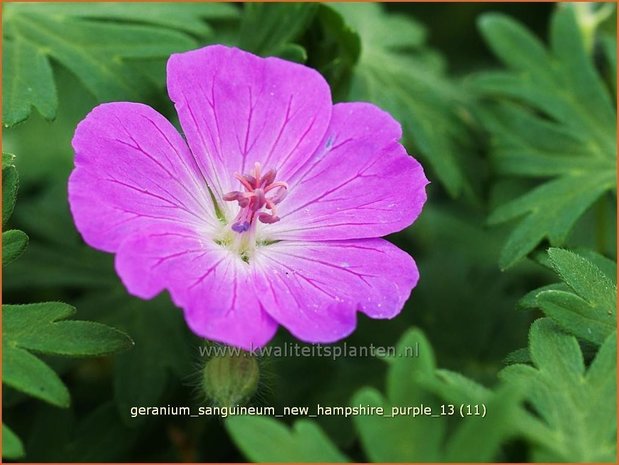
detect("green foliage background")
[2,2,617,463]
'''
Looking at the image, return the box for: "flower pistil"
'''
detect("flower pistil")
[223,162,288,234]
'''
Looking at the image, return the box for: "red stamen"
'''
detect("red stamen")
[223,163,287,233]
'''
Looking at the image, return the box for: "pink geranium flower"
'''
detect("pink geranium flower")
[68,45,428,349]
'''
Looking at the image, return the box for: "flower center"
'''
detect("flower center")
[223,162,288,234]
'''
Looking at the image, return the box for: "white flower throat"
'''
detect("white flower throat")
[216,162,287,262]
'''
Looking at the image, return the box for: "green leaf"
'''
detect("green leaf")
[2,38,57,126]
[306,5,361,93]
[226,416,349,462]
[601,34,617,95]
[350,388,411,462]
[329,3,476,197]
[227,328,521,463]
[419,370,528,463]
[3,302,133,357]
[2,3,237,126]
[474,6,616,268]
[2,423,25,459]
[427,369,492,402]
[353,329,520,462]
[2,152,18,227]
[352,329,443,462]
[7,2,238,36]
[443,386,521,462]
[571,3,616,54]
[522,248,616,345]
[519,283,568,309]
[548,248,617,310]
[503,347,531,365]
[3,338,70,407]
[488,174,614,268]
[273,43,308,63]
[2,229,28,267]
[2,302,133,406]
[576,247,617,281]
[477,13,551,77]
[239,3,317,59]
[500,319,617,461]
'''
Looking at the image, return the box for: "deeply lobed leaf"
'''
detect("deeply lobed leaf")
[352,329,444,462]
[521,248,616,345]
[239,3,317,60]
[225,328,521,462]
[2,302,133,407]
[501,319,617,462]
[6,2,238,36]
[2,3,238,126]
[226,416,349,462]
[474,5,617,268]
[327,3,477,198]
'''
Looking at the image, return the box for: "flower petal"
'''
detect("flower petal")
[252,239,418,343]
[115,227,278,349]
[69,102,217,253]
[269,102,429,241]
[167,45,332,200]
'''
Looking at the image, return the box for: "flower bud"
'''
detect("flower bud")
[202,350,260,408]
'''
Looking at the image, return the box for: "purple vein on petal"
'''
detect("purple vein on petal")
[110,120,214,221]
[261,94,294,169]
[184,97,226,198]
[139,115,212,206]
[266,247,378,285]
[152,249,206,268]
[275,115,318,174]
[102,176,203,223]
[188,256,226,291]
[285,137,354,185]
[265,255,339,300]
